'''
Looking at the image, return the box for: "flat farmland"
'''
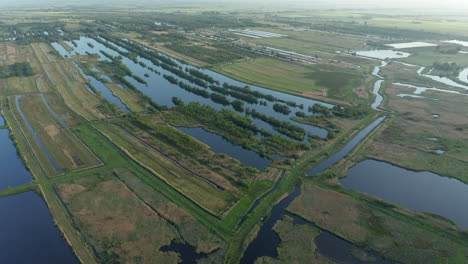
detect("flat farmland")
[0,76,37,95]
[215,58,364,101]
[249,27,367,55]
[215,58,323,94]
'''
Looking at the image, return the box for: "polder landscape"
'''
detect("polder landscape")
[0,0,467,263]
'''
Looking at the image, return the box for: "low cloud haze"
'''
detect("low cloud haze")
[0,0,466,11]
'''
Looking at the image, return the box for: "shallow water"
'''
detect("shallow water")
[356,50,410,59]
[371,61,387,79]
[393,82,466,96]
[386,42,436,49]
[341,160,468,228]
[371,80,384,110]
[417,67,468,90]
[442,40,468,47]
[458,68,468,84]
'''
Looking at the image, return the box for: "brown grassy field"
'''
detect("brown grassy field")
[57,171,181,264]
[93,121,237,215]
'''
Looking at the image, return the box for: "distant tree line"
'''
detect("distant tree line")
[0,62,34,78]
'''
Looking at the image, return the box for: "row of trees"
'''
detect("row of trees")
[0,62,34,78]
[246,109,305,141]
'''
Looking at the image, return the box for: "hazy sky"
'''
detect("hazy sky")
[0,0,467,11]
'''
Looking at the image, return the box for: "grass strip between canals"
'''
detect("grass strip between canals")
[72,124,235,240]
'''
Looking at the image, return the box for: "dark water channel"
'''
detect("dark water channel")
[341,160,468,229]
[241,186,394,264]
[308,116,386,176]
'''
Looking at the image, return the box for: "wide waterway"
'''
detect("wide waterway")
[0,192,79,263]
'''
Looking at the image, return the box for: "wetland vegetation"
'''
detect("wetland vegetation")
[0,1,466,263]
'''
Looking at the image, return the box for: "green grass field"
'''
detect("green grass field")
[215,58,323,94]
[215,58,365,103]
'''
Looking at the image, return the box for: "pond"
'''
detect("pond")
[0,192,79,263]
[340,159,468,229]
[52,37,330,140]
[385,42,437,49]
[356,50,410,59]
[160,241,206,264]
[177,127,271,171]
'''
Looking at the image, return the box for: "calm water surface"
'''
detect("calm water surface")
[177,127,271,171]
[0,129,33,190]
[341,160,468,228]
[0,192,79,263]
